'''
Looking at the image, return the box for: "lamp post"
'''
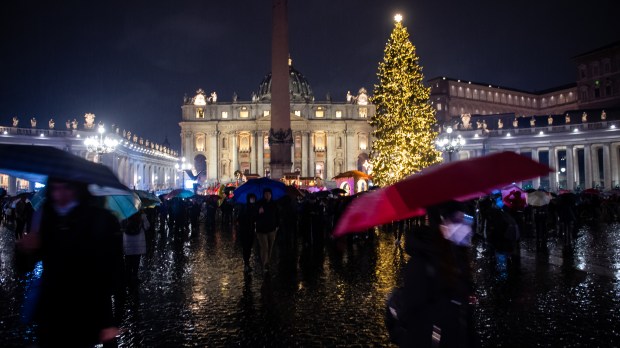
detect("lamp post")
[84,125,119,163]
[174,157,193,189]
[435,126,465,162]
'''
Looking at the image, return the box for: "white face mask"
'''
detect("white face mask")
[440,223,472,246]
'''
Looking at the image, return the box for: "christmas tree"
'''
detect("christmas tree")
[369,14,441,187]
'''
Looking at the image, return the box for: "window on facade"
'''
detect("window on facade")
[222,137,227,149]
[315,110,324,118]
[240,110,249,118]
[196,108,205,119]
[450,85,456,96]
[606,80,612,96]
[507,95,513,105]
[594,86,601,98]
[494,93,500,103]
[315,133,326,151]
[263,110,270,117]
[264,135,269,149]
[532,99,537,108]
[581,89,588,101]
[359,107,367,118]
[295,136,301,148]
[501,94,506,104]
[337,137,342,149]
[465,88,472,98]
[294,110,301,117]
[580,68,587,79]
[541,98,547,108]
[221,111,228,119]
[458,87,464,97]
[359,134,368,150]
[195,133,205,152]
[240,134,250,152]
[315,163,324,179]
[480,91,486,100]
[559,94,566,104]
[335,110,342,118]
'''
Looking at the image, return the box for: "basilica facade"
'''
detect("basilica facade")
[178,62,375,186]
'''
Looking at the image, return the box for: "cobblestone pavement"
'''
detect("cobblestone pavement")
[1,220,619,347]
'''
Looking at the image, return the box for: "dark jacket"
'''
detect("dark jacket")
[399,225,476,348]
[256,198,279,234]
[34,203,122,347]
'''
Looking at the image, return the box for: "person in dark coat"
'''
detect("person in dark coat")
[398,202,479,348]
[256,188,279,273]
[236,193,258,272]
[15,177,122,348]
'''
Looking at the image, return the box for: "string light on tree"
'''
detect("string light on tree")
[369,14,441,186]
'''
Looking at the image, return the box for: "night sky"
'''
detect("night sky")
[0,0,616,150]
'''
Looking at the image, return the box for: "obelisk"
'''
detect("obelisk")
[268,0,292,179]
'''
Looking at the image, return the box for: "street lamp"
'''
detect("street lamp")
[436,126,465,162]
[174,157,193,189]
[84,125,119,163]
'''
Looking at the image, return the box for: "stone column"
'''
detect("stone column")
[346,130,356,171]
[208,130,218,180]
[251,131,258,174]
[309,132,316,177]
[549,146,557,191]
[258,131,264,176]
[566,145,575,190]
[611,144,619,188]
[232,131,238,173]
[531,149,540,189]
[592,145,601,188]
[326,131,335,180]
[301,131,309,177]
[584,144,593,189]
[603,143,612,190]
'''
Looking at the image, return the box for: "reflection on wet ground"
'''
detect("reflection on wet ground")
[1,220,619,347]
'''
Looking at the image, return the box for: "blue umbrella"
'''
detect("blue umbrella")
[232,177,287,204]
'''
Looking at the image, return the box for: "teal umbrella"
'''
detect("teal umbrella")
[133,190,162,208]
[164,188,194,200]
[30,187,140,220]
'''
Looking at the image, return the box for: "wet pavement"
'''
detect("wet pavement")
[1,218,620,347]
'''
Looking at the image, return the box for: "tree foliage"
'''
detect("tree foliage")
[369,19,441,186]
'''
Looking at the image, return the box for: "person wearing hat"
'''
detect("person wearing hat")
[255,187,279,273]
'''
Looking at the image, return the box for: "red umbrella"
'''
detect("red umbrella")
[332,151,554,237]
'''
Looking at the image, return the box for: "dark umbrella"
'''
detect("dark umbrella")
[133,190,162,208]
[232,177,287,203]
[331,188,348,195]
[0,144,129,191]
[164,188,194,200]
[333,151,554,237]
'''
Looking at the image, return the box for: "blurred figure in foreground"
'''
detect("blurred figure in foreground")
[236,193,258,272]
[396,201,479,347]
[16,177,122,348]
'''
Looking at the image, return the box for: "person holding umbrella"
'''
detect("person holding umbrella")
[396,201,479,347]
[256,188,279,274]
[236,193,258,273]
[15,177,123,347]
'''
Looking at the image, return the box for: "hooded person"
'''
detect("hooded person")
[236,193,259,272]
[396,201,479,348]
[15,177,123,347]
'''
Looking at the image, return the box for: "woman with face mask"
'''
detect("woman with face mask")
[395,201,480,348]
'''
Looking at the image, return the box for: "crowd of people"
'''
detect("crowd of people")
[4,180,620,347]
